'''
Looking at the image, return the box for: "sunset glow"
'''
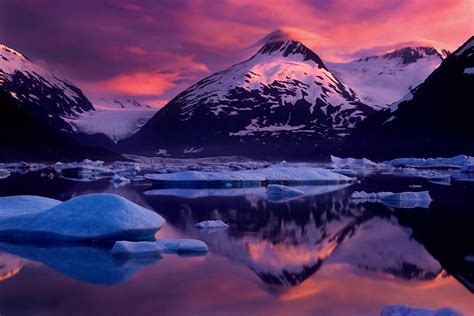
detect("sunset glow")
[1,0,471,106]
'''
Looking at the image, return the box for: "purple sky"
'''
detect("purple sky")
[0,0,472,107]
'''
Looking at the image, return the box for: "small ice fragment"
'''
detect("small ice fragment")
[194,220,229,229]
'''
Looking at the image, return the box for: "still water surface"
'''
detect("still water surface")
[0,172,472,315]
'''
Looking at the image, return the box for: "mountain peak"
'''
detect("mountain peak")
[382,46,449,64]
[0,44,29,61]
[255,31,327,68]
[258,28,302,44]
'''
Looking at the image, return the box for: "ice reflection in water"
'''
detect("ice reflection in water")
[0,173,472,315]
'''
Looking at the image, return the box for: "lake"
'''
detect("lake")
[0,171,472,315]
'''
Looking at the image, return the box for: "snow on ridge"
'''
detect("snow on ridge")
[455,37,474,57]
[327,48,443,109]
[0,44,82,103]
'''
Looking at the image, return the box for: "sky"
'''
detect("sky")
[0,0,472,107]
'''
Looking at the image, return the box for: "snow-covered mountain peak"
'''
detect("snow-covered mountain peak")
[0,43,94,132]
[256,40,327,68]
[381,46,449,64]
[328,45,447,108]
[0,44,28,61]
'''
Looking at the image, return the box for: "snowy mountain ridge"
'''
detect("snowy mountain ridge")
[122,32,374,157]
[328,46,448,108]
[0,44,93,129]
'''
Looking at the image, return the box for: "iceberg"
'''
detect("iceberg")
[330,155,379,168]
[194,220,229,230]
[111,241,163,257]
[0,194,165,241]
[387,155,473,169]
[53,160,114,182]
[0,195,62,218]
[351,191,432,209]
[461,163,474,173]
[155,239,208,253]
[145,166,353,188]
[381,304,464,316]
[0,168,10,179]
[110,174,131,187]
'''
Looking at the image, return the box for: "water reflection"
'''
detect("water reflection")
[0,172,472,313]
[0,253,24,282]
[0,242,159,285]
[144,186,448,293]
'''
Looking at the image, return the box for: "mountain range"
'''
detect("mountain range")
[344,36,473,159]
[1,31,472,161]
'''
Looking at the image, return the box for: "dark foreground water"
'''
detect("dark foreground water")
[0,172,473,315]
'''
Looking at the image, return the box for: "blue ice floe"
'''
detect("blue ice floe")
[0,194,165,241]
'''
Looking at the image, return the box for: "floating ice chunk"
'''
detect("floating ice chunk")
[0,194,165,241]
[145,166,353,187]
[0,195,62,218]
[351,191,432,209]
[387,155,473,169]
[53,161,114,182]
[381,191,432,209]
[194,220,229,230]
[111,241,163,257]
[330,155,379,168]
[451,173,474,182]
[351,191,394,200]
[461,163,474,173]
[0,169,10,179]
[155,239,208,253]
[110,174,131,187]
[381,304,464,316]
